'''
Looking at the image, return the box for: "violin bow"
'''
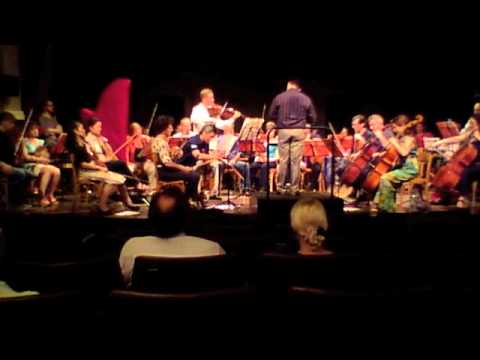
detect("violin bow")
[146,102,159,136]
[14,108,34,156]
[328,122,348,157]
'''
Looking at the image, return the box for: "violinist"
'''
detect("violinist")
[0,112,33,204]
[177,125,222,198]
[373,115,418,212]
[66,121,139,215]
[214,122,251,195]
[38,100,64,149]
[85,117,137,186]
[250,121,278,191]
[125,122,157,193]
[413,115,433,149]
[173,117,195,138]
[151,116,201,199]
[190,88,242,133]
[20,122,61,207]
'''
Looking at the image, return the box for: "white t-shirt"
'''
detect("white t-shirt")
[172,131,196,138]
[190,103,235,133]
[119,234,226,285]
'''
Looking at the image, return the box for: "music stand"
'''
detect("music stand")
[238,117,264,156]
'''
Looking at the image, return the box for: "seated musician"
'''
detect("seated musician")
[20,123,61,207]
[150,116,201,199]
[324,115,369,190]
[433,115,479,149]
[38,100,64,149]
[215,123,251,195]
[125,122,157,193]
[413,115,433,148]
[0,112,33,204]
[85,117,137,186]
[190,88,242,133]
[172,117,195,138]
[454,115,480,207]
[250,121,278,191]
[302,127,322,191]
[373,115,418,212]
[177,125,222,198]
[66,121,139,215]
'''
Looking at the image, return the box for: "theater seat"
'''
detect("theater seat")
[131,255,246,293]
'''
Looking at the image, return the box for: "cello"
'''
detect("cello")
[432,142,478,191]
[362,118,422,193]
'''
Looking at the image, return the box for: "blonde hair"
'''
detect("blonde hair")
[200,88,214,99]
[290,198,328,249]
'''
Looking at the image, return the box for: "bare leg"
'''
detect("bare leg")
[38,168,52,206]
[46,166,61,203]
[99,183,116,211]
[119,185,134,207]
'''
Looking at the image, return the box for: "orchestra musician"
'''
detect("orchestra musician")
[38,100,64,149]
[66,121,139,215]
[372,115,418,212]
[125,122,157,193]
[177,125,222,198]
[413,114,433,148]
[84,117,137,186]
[150,116,201,199]
[190,88,242,133]
[456,116,480,207]
[324,114,369,190]
[20,123,61,207]
[173,117,196,138]
[269,80,317,193]
[0,112,33,204]
[213,122,251,195]
[250,121,278,191]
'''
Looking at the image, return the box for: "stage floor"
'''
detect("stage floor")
[1,189,469,219]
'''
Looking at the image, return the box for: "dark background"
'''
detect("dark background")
[11,29,480,134]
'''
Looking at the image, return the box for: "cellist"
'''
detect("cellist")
[372,115,418,212]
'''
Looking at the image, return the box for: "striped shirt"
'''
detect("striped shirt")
[268,89,317,129]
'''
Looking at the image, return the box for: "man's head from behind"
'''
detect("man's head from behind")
[148,187,190,238]
[287,80,301,91]
[0,112,16,132]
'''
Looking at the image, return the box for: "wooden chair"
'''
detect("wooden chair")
[69,154,102,212]
[471,181,480,215]
[0,175,8,211]
[398,149,438,207]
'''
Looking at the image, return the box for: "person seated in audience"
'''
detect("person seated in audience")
[66,121,139,215]
[38,100,64,149]
[20,123,61,207]
[125,122,157,193]
[173,117,195,138]
[151,116,202,199]
[290,198,332,256]
[0,112,32,188]
[119,186,225,285]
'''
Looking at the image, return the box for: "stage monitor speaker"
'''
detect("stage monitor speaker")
[256,192,344,230]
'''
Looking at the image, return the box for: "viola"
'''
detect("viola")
[432,143,478,191]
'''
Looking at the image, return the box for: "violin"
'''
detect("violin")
[207,103,241,120]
